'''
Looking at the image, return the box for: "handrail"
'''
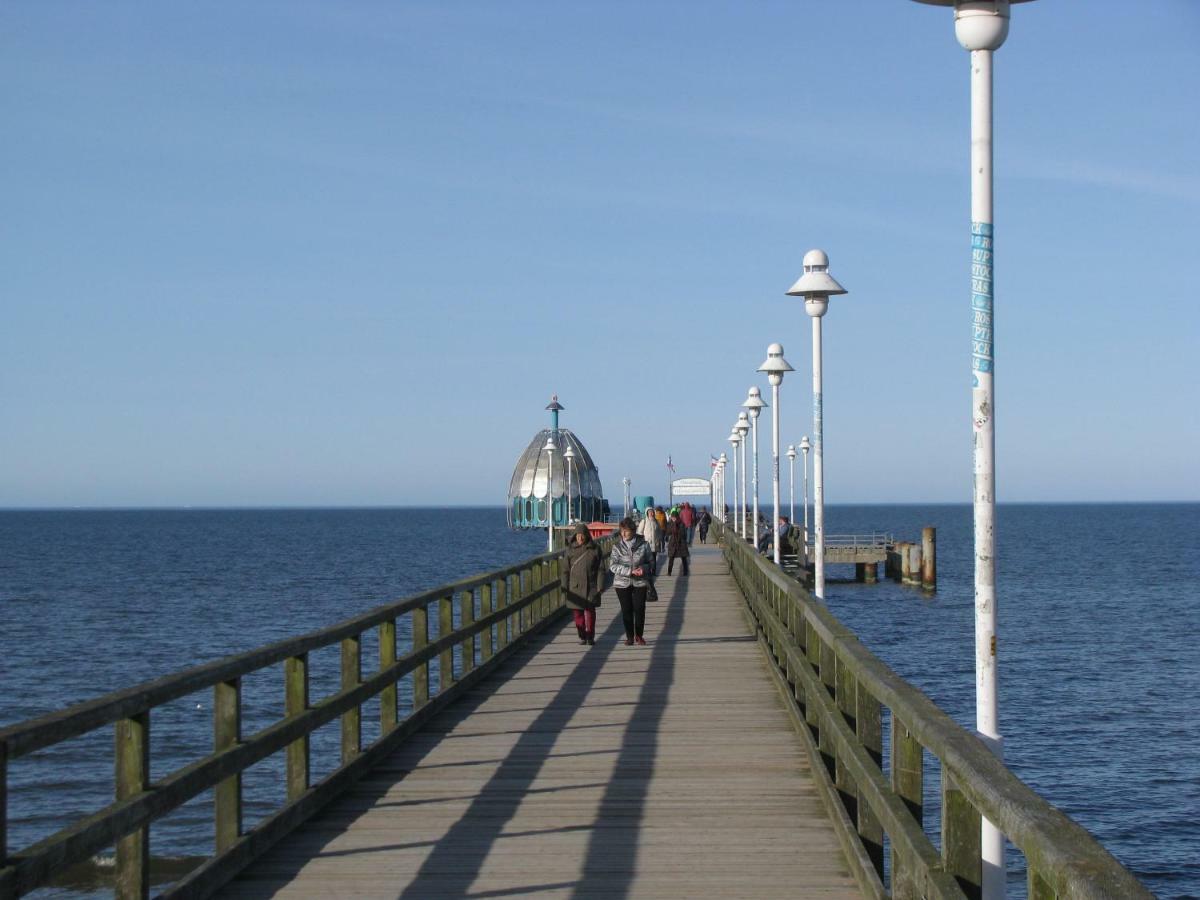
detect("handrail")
[715,518,1151,900]
[0,538,612,899]
[822,533,893,548]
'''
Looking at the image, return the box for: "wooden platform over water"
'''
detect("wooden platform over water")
[218,545,859,899]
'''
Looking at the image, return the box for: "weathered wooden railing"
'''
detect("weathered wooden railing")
[0,542,607,899]
[715,518,1151,900]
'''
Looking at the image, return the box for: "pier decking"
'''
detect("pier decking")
[217,545,860,898]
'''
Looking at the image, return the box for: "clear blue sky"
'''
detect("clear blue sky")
[3,2,1197,507]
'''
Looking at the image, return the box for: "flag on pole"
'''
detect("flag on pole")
[666,455,676,473]
[710,455,719,469]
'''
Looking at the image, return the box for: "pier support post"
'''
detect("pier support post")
[922,526,937,591]
[899,542,912,584]
[115,712,150,900]
[340,636,361,763]
[855,562,866,583]
[412,605,429,708]
[214,679,242,854]
[379,619,398,734]
[284,655,309,800]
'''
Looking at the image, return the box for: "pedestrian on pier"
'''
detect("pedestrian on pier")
[653,506,667,552]
[562,523,603,647]
[697,507,712,544]
[637,507,661,560]
[681,502,696,545]
[610,517,655,646]
[666,511,690,576]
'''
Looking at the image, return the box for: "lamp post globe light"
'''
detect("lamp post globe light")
[735,412,750,542]
[786,248,847,600]
[728,429,741,534]
[562,445,576,523]
[910,4,1034,896]
[799,435,811,550]
[542,436,557,552]
[743,387,767,549]
[758,345,794,565]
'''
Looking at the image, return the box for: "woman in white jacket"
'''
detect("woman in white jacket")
[637,508,660,557]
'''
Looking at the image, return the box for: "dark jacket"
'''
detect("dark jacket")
[666,518,689,558]
[561,539,603,610]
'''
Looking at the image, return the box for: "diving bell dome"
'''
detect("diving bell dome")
[508,395,607,529]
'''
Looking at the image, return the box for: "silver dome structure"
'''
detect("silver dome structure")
[508,395,607,529]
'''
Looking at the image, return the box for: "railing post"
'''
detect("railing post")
[340,635,362,763]
[805,621,821,734]
[115,711,150,900]
[285,654,310,801]
[412,605,429,709]
[515,569,526,636]
[213,679,242,854]
[461,589,476,675]
[439,595,454,693]
[942,771,983,900]
[380,618,398,735]
[855,681,884,880]
[531,563,543,624]
[891,715,924,898]
[480,582,494,662]
[834,657,859,827]
[496,576,510,651]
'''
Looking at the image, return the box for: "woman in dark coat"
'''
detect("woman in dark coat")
[666,512,690,575]
[561,522,603,646]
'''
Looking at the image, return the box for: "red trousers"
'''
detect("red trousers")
[573,609,596,635]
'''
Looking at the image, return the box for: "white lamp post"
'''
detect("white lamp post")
[718,452,729,525]
[622,476,631,521]
[735,412,750,541]
[786,445,797,524]
[728,431,741,533]
[542,436,556,552]
[799,435,811,550]
[562,445,576,523]
[743,388,766,549]
[910,4,1032,895]
[758,345,794,565]
[786,249,847,600]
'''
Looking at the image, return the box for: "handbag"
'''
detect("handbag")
[646,578,659,602]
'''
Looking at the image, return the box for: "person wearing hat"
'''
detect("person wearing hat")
[561,522,603,646]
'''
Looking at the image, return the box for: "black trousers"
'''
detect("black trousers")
[667,553,689,575]
[615,585,647,639]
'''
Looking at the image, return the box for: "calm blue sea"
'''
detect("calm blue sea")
[1,505,1196,898]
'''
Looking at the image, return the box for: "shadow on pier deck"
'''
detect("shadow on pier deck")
[217,546,859,898]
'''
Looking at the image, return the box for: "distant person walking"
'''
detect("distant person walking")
[610,517,655,646]
[697,507,712,544]
[666,511,690,576]
[681,502,696,545]
[653,507,667,552]
[561,523,603,646]
[637,508,661,560]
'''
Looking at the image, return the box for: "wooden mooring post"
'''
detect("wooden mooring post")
[922,526,937,591]
[886,528,936,592]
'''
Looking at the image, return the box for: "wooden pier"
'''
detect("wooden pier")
[217,546,858,898]
[0,521,1152,899]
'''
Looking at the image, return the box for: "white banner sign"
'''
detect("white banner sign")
[671,477,712,497]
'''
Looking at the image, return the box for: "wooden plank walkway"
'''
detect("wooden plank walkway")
[218,544,860,899]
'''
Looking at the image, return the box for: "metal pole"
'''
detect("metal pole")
[772,384,782,565]
[812,315,825,599]
[751,416,760,545]
[734,432,744,540]
[803,445,810,549]
[971,43,1004,900]
[788,451,795,524]
[731,441,739,533]
[546,445,555,553]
